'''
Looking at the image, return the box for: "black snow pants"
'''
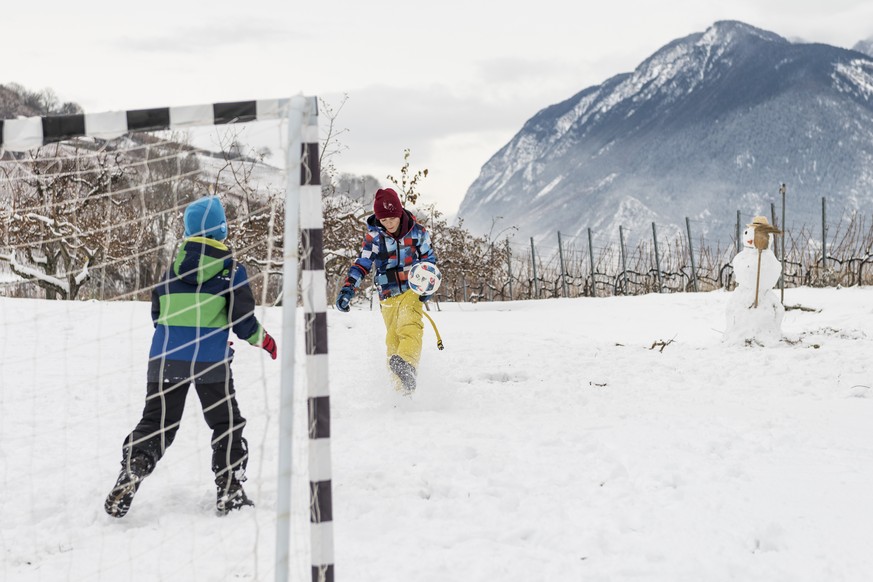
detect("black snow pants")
[122,379,248,479]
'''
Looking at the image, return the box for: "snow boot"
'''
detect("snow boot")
[389,354,417,394]
[104,453,155,518]
[215,472,254,515]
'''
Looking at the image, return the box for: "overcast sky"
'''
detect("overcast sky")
[4,1,873,216]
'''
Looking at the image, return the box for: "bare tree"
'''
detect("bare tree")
[0,135,205,300]
[0,142,129,299]
[386,148,428,206]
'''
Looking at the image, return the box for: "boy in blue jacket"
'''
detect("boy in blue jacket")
[335,188,437,393]
[105,196,277,517]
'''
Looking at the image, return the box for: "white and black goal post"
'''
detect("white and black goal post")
[279,96,336,582]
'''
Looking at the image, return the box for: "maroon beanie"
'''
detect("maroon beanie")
[374,188,403,219]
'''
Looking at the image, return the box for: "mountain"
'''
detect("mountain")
[457,21,873,246]
[853,37,873,57]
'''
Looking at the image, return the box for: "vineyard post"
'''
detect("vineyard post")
[489,243,495,301]
[771,202,777,244]
[619,225,629,296]
[506,239,513,300]
[736,210,741,254]
[652,222,663,293]
[530,237,539,299]
[780,183,786,302]
[686,217,699,292]
[587,228,596,297]
[557,231,569,298]
[821,196,827,275]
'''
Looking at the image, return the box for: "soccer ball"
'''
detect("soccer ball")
[408,262,442,296]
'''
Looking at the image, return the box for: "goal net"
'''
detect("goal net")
[0,97,332,582]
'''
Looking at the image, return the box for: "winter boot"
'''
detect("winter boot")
[389,355,417,394]
[215,471,254,515]
[104,453,155,518]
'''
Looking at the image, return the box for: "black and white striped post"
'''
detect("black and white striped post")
[276,96,335,582]
[300,99,335,582]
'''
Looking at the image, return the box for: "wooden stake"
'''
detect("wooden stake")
[748,218,781,309]
[753,249,762,308]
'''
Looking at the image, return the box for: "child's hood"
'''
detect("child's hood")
[172,237,232,285]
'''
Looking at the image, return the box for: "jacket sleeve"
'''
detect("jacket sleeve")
[345,230,380,289]
[151,284,161,326]
[229,263,265,346]
[415,226,437,264]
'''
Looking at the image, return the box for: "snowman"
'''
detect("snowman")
[724,216,784,345]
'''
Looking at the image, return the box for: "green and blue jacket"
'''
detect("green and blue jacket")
[147,237,265,383]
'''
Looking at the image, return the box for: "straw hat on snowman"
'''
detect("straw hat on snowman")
[745,216,781,250]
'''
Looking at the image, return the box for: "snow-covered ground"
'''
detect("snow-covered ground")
[2,287,873,582]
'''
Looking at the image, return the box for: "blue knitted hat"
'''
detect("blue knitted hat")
[184,196,227,241]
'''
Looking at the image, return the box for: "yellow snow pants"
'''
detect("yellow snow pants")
[380,290,424,370]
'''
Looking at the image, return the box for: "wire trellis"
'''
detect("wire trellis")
[428,204,873,303]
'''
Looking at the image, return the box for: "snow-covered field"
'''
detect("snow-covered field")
[2,287,873,582]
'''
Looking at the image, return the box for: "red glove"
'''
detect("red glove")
[261,332,277,360]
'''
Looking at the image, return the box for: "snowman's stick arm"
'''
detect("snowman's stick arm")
[753,249,762,308]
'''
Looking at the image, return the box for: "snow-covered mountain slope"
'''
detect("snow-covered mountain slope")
[853,36,873,58]
[458,21,873,246]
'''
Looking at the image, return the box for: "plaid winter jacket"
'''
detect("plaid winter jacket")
[345,210,437,299]
[147,237,266,383]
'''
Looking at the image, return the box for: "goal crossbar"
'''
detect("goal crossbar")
[0,99,290,151]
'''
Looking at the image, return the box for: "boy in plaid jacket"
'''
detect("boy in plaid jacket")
[335,188,437,393]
